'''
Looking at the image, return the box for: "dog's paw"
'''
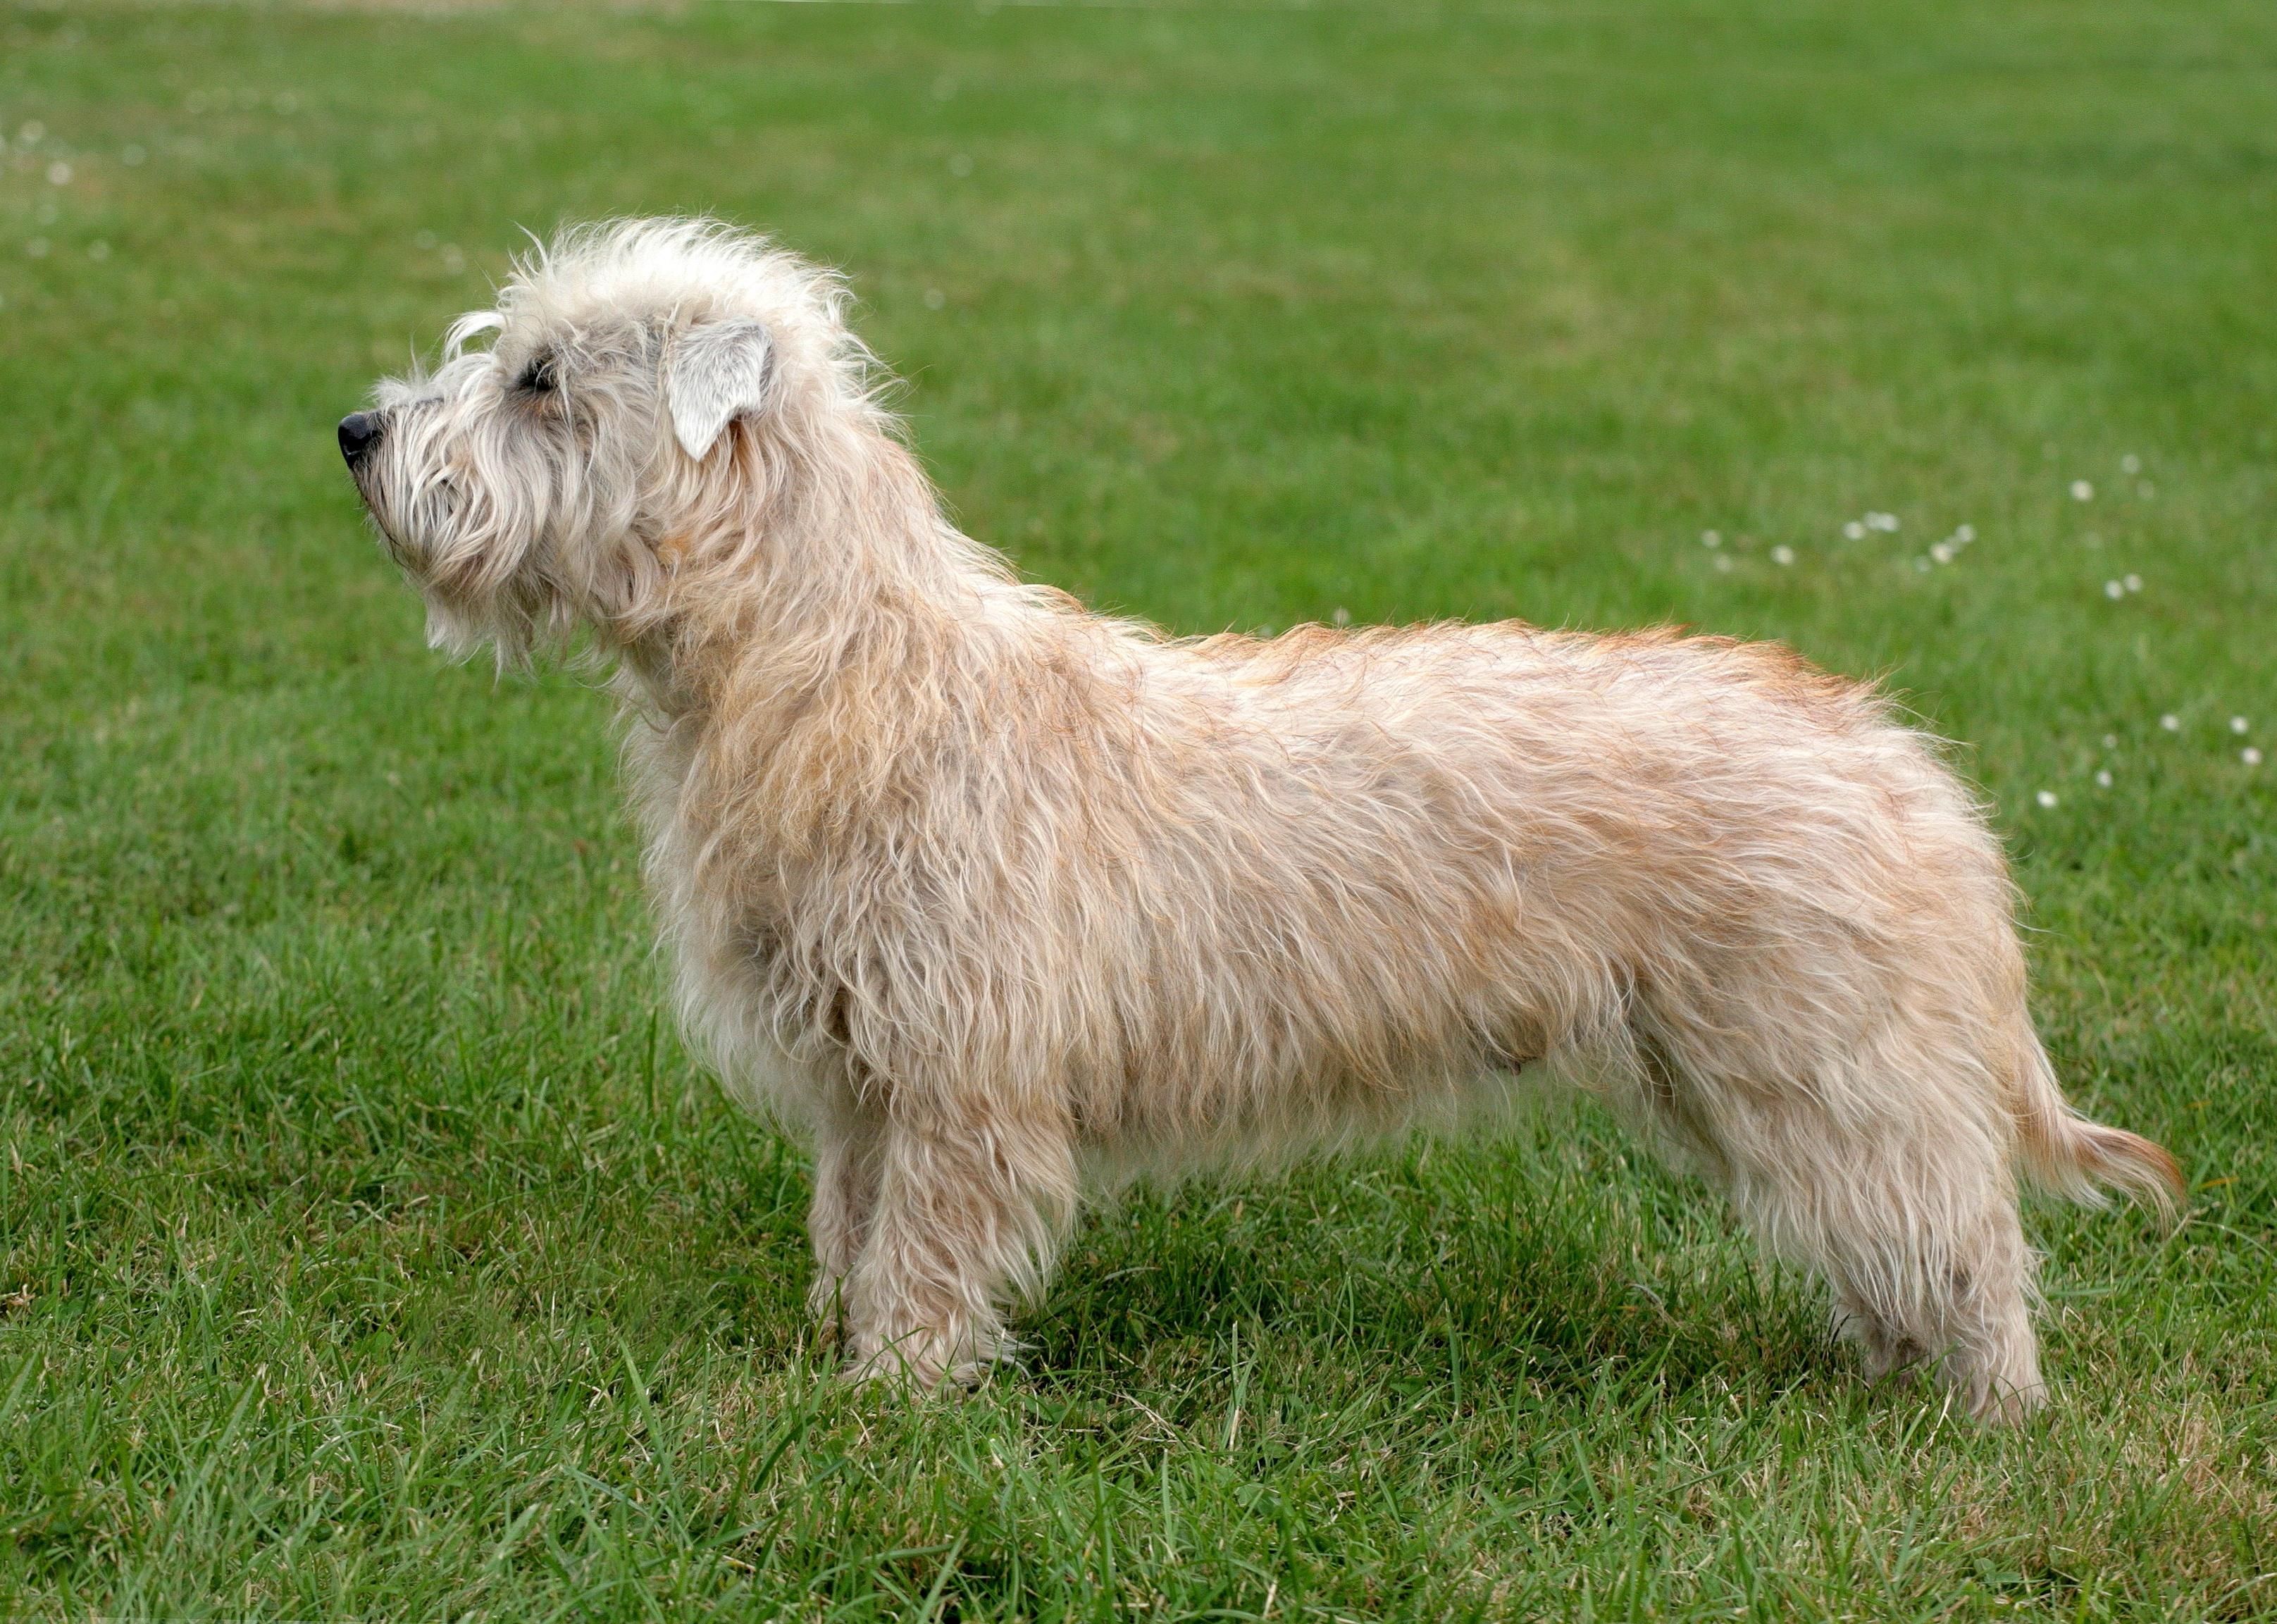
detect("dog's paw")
[840,1328,1005,1392]
[1959,1371,2047,1426]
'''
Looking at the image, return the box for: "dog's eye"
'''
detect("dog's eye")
[518,355,558,394]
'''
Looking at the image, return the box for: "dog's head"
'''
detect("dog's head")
[342,218,876,662]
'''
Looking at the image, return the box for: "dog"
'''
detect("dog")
[341,218,2180,1420]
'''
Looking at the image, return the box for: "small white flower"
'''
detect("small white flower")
[923,287,945,309]
[1843,521,1866,540]
[2161,714,2182,732]
[1930,543,1954,564]
[2103,733,2118,750]
[2246,748,2264,767]
[1770,545,1795,566]
[20,120,44,143]
[1701,529,1721,547]
[1954,523,1975,543]
[2104,581,2125,600]
[46,160,70,186]
[2071,480,2094,501]
[2036,790,2059,808]
[2124,574,2142,593]
[2231,717,2250,734]
[2095,769,2114,788]
[1713,554,1734,573]
[2121,454,2142,475]
[1867,512,1899,532]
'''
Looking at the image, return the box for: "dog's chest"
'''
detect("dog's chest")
[619,711,846,1119]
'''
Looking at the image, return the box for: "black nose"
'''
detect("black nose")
[338,411,383,469]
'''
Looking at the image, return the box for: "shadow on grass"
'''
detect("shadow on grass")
[1019,1124,1840,1411]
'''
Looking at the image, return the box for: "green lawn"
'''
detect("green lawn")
[4,0,2275,1616]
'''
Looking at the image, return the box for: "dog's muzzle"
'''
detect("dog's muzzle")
[338,411,384,471]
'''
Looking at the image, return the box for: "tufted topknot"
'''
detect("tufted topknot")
[476,217,885,421]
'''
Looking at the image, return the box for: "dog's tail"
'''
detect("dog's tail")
[2011,1024,2185,1222]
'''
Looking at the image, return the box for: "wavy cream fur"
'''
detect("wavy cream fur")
[347,218,2181,1420]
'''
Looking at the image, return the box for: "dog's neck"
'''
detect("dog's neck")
[610,416,1057,836]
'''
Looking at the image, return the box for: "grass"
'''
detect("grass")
[3,0,2275,1615]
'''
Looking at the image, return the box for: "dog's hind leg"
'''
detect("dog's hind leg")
[806,1085,888,1333]
[840,1101,1079,1387]
[1756,1123,2042,1422]
[1630,1008,2045,1422]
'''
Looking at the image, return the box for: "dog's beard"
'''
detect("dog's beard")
[358,465,456,574]
[356,452,547,664]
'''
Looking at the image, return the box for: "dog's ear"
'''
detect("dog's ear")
[664,318,775,460]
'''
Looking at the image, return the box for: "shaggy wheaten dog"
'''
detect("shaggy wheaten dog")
[342,218,2180,1420]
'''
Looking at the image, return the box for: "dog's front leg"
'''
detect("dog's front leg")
[840,1102,1078,1388]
